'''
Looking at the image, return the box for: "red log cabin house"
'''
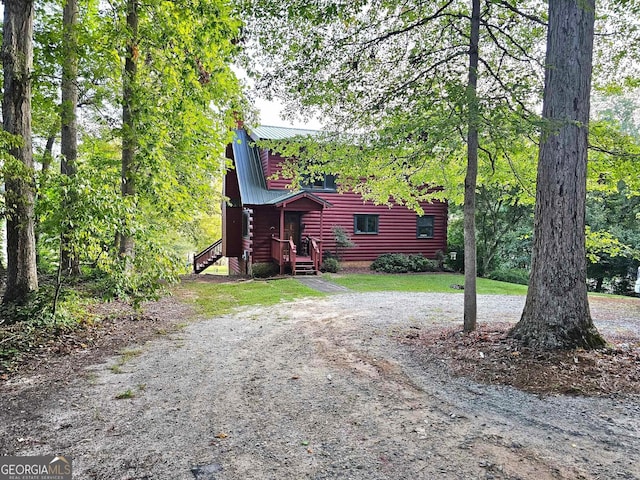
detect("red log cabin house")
[193,125,448,275]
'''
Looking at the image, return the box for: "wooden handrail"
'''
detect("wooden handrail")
[195,238,222,259]
[271,235,283,274]
[288,237,297,275]
[193,239,223,273]
[309,237,322,272]
[272,235,297,275]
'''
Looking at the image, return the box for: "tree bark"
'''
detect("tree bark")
[35,133,56,259]
[119,0,139,266]
[61,0,81,275]
[41,134,56,173]
[463,0,480,332]
[510,0,605,349]
[2,0,39,304]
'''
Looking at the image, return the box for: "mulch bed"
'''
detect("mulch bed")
[403,322,640,396]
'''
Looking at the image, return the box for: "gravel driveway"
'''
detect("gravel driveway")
[2,292,639,479]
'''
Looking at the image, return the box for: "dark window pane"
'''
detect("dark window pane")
[354,214,379,234]
[302,174,337,191]
[242,211,250,237]
[417,215,434,238]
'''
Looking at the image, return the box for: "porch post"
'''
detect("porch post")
[320,206,324,243]
[279,208,285,274]
[279,208,285,240]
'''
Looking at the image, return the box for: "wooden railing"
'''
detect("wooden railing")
[193,239,223,274]
[271,235,297,274]
[309,237,322,272]
[288,238,296,275]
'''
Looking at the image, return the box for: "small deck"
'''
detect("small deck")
[272,236,322,276]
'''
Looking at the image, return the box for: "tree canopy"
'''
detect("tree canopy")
[2,0,248,310]
[240,0,640,341]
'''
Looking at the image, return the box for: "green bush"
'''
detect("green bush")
[371,253,409,273]
[408,254,438,272]
[251,262,279,278]
[371,253,437,274]
[485,268,530,285]
[331,225,355,257]
[321,257,340,273]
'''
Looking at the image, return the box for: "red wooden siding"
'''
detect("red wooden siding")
[229,257,240,275]
[278,197,325,211]
[226,140,448,271]
[251,206,281,263]
[299,192,447,261]
[266,154,292,190]
[262,152,448,261]
[260,149,269,181]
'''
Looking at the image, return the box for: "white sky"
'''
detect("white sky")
[253,97,324,130]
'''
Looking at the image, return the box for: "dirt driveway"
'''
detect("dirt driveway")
[2,292,639,479]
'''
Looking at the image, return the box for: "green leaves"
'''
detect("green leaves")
[241,0,548,212]
[23,0,246,306]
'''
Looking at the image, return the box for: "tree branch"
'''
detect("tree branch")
[361,0,458,49]
[492,0,547,26]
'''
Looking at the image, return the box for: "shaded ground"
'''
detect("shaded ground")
[1,285,639,479]
[408,321,640,396]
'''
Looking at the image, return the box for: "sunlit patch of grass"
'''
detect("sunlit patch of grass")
[325,273,528,296]
[115,389,135,399]
[177,278,324,317]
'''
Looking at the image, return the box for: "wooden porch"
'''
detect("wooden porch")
[271,235,323,275]
[267,190,331,276]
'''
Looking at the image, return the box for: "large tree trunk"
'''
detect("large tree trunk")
[61,0,81,275]
[511,0,605,349]
[463,0,480,332]
[2,0,39,304]
[119,0,139,265]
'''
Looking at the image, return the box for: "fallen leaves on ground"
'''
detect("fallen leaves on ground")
[403,322,640,396]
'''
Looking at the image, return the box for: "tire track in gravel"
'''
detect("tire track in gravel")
[2,292,639,479]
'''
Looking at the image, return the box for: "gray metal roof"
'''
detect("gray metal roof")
[231,128,330,208]
[249,125,321,141]
[266,190,332,208]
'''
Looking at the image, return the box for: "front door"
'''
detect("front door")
[284,212,301,252]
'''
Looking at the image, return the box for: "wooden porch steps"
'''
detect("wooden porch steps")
[194,239,223,274]
[294,257,318,276]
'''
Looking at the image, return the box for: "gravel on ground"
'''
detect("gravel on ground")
[1,291,639,479]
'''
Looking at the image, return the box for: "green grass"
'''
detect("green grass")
[178,278,324,317]
[202,264,229,275]
[115,389,135,400]
[325,273,529,296]
[109,348,143,374]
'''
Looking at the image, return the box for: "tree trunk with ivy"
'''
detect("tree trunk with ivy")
[2,0,39,304]
[510,0,605,350]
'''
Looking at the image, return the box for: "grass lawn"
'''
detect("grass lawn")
[177,272,630,319]
[325,272,529,296]
[177,278,324,317]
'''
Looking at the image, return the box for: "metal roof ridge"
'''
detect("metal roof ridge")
[249,125,323,141]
